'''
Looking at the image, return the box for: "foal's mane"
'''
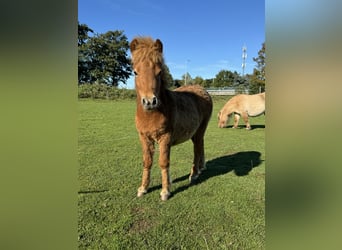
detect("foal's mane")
[131,37,164,66]
[131,37,168,86]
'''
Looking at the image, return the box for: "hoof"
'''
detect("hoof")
[160,191,171,201]
[137,191,145,197]
[137,187,147,197]
[189,174,199,183]
[200,165,207,172]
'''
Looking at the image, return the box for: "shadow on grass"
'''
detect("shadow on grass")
[78,189,109,194]
[249,124,265,130]
[225,124,265,130]
[168,151,263,198]
[142,151,263,199]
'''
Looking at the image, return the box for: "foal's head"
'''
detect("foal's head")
[130,37,165,111]
[217,110,232,128]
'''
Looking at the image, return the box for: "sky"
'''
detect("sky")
[78,0,265,88]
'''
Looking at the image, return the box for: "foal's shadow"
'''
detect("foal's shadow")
[168,151,263,198]
[249,125,265,130]
[227,125,265,130]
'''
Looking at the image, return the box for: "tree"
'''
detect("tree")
[78,22,93,46]
[193,76,206,87]
[214,70,237,87]
[161,64,174,88]
[205,78,215,88]
[78,23,132,86]
[87,31,132,86]
[174,79,182,88]
[78,23,94,83]
[182,72,193,85]
[250,42,265,93]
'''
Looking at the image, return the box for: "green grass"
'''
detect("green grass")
[78,96,265,249]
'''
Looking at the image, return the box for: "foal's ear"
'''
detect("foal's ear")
[130,38,139,52]
[154,39,163,53]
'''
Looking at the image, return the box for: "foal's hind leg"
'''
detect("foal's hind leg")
[241,111,251,130]
[189,133,205,183]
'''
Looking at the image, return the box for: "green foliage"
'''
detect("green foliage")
[161,64,174,88]
[182,72,193,85]
[78,22,93,46]
[78,83,136,99]
[174,79,183,88]
[253,42,265,82]
[235,84,248,94]
[193,76,206,87]
[205,78,215,88]
[78,98,265,249]
[78,23,132,86]
[78,23,94,83]
[249,42,266,94]
[214,70,240,88]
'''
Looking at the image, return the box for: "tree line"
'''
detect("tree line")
[78,22,265,93]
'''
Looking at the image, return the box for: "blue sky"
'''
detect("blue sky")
[79,0,264,88]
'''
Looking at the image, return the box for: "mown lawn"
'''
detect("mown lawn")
[78,96,265,249]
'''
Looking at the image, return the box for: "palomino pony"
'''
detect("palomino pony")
[218,92,265,129]
[130,37,213,201]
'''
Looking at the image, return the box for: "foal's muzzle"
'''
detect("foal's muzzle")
[141,96,158,110]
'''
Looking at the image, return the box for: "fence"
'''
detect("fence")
[206,87,249,96]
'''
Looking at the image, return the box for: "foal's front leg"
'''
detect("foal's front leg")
[233,113,240,128]
[158,137,171,201]
[137,136,155,197]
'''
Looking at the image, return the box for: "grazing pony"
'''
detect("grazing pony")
[130,37,213,201]
[218,92,265,129]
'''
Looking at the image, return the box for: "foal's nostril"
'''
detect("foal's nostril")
[152,96,157,106]
[142,96,158,109]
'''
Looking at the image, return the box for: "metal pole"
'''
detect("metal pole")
[185,59,189,85]
[242,45,247,76]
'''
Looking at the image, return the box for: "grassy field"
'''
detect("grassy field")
[78,96,265,249]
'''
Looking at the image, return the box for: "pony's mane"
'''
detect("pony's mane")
[131,37,170,86]
[131,37,164,67]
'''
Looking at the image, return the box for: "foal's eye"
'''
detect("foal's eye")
[134,71,138,76]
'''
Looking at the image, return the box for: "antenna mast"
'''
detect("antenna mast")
[242,45,247,76]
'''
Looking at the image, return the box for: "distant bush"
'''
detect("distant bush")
[78,83,136,100]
